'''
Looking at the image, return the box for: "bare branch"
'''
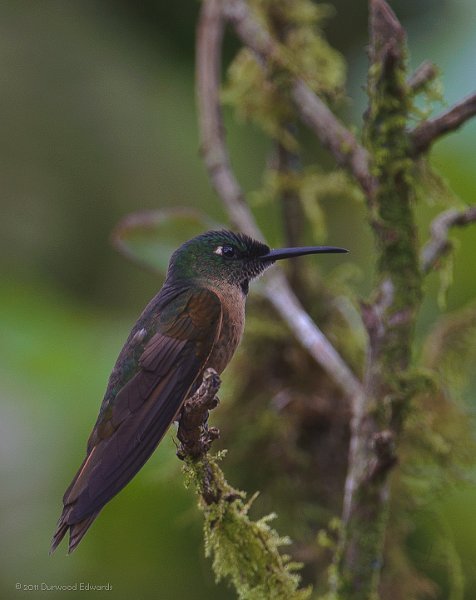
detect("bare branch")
[196,0,363,402]
[274,136,307,290]
[177,368,221,462]
[369,0,406,62]
[266,270,364,401]
[196,0,263,240]
[223,0,375,197]
[292,82,375,197]
[407,60,438,93]
[421,206,476,273]
[410,92,476,154]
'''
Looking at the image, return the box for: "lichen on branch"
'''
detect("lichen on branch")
[189,0,476,598]
[184,455,311,600]
[179,369,311,600]
[222,0,345,151]
[336,1,425,597]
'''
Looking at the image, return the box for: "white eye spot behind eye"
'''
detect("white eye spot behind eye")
[214,246,224,255]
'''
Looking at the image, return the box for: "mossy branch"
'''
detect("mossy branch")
[410,91,476,154]
[178,369,311,600]
[407,60,438,93]
[197,0,362,402]
[192,0,476,598]
[335,2,423,597]
[224,0,375,198]
[420,206,476,274]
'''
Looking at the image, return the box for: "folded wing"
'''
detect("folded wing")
[51,287,222,553]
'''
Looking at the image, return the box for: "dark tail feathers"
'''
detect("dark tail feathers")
[50,509,99,554]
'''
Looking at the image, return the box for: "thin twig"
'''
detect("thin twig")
[274,134,307,291]
[177,369,223,506]
[410,92,476,154]
[196,0,262,240]
[420,206,476,273]
[292,81,375,197]
[266,270,363,400]
[177,368,221,461]
[196,0,363,402]
[407,60,438,93]
[223,0,375,198]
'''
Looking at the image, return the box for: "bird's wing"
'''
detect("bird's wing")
[52,286,222,552]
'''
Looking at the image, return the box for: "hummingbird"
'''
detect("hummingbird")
[51,230,347,553]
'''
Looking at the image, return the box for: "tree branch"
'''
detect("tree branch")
[410,92,476,154]
[265,270,364,401]
[292,81,375,197]
[420,206,476,273]
[177,368,221,463]
[196,0,363,403]
[223,0,376,198]
[180,369,312,599]
[275,135,307,292]
[407,60,438,93]
[196,0,262,240]
[336,1,423,597]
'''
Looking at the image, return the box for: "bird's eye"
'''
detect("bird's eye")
[214,244,237,258]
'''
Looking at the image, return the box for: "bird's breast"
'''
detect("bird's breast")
[205,287,245,374]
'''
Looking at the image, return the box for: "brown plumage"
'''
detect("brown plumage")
[51,284,231,553]
[50,230,346,553]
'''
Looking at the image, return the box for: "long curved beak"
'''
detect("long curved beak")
[259,246,348,262]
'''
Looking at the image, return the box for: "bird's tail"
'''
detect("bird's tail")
[50,508,99,554]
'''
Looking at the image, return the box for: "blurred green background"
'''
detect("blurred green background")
[1,1,475,599]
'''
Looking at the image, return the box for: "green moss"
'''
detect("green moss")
[365,45,423,372]
[250,165,361,245]
[184,454,311,600]
[337,497,390,600]
[222,0,345,149]
[221,50,298,151]
[409,64,444,121]
[414,160,464,209]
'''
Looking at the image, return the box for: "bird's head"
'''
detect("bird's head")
[166,230,347,294]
